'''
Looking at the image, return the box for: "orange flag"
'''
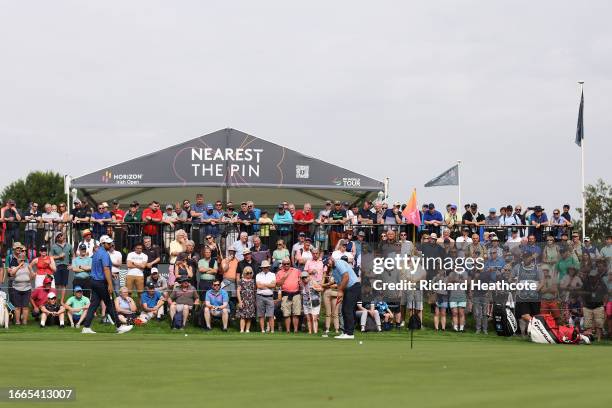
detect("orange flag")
[402,188,421,226]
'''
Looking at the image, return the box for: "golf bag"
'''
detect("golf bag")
[528,314,588,344]
[493,295,517,337]
[172,311,184,329]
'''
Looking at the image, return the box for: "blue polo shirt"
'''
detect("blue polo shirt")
[91,247,111,281]
[141,290,162,308]
[191,203,207,222]
[423,210,443,223]
[331,259,359,289]
[205,289,229,307]
[91,211,112,237]
[201,210,223,236]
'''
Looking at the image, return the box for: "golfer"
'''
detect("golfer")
[81,235,133,334]
[326,257,360,339]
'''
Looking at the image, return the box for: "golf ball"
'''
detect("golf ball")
[359,341,363,345]
[184,334,188,337]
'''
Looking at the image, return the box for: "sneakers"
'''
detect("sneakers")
[116,325,133,334]
[334,333,355,340]
[81,327,96,334]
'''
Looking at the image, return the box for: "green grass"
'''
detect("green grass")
[0,320,610,408]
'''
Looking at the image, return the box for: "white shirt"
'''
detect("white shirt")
[256,271,276,296]
[232,240,248,261]
[126,251,148,277]
[78,239,98,257]
[299,249,313,263]
[109,250,123,274]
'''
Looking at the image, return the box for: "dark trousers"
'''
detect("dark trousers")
[342,283,361,335]
[82,280,120,328]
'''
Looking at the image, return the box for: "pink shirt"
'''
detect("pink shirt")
[276,267,300,293]
[304,259,324,283]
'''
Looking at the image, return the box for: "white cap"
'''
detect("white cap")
[99,235,114,244]
[47,292,56,299]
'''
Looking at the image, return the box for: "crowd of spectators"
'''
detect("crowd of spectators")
[0,196,610,340]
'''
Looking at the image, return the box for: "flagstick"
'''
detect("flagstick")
[578,81,585,238]
[457,160,462,209]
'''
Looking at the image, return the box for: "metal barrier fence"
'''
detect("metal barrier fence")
[1,220,573,260]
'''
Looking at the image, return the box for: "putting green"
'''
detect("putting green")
[0,324,609,408]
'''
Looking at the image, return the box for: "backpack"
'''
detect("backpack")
[172,311,184,329]
[191,304,206,328]
[528,314,588,344]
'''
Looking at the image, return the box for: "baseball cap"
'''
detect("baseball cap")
[430,233,438,239]
[277,203,284,208]
[334,200,341,205]
[298,232,306,237]
[130,201,139,207]
[151,267,159,274]
[450,204,457,210]
[393,201,401,207]
[325,200,332,205]
[243,248,251,255]
[73,286,83,292]
[428,203,435,209]
[300,271,309,278]
[112,200,119,205]
[358,231,366,236]
[206,203,214,210]
[491,236,499,241]
[78,244,87,250]
[146,281,155,289]
[82,229,92,236]
[73,198,82,204]
[165,204,173,210]
[342,201,349,206]
[40,245,48,251]
[489,208,496,213]
[12,241,25,250]
[583,237,590,242]
[43,276,53,285]
[99,235,114,244]
[260,260,271,268]
[47,292,56,299]
[177,276,189,283]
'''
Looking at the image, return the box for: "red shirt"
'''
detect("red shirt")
[276,267,300,293]
[141,208,162,235]
[31,287,57,308]
[293,210,314,234]
[112,209,126,222]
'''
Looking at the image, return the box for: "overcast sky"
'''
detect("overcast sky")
[1,1,610,216]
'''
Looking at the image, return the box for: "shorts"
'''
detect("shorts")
[401,290,423,308]
[449,301,467,309]
[515,301,540,317]
[210,309,225,318]
[54,264,70,286]
[174,304,193,313]
[281,294,302,317]
[303,304,321,315]
[45,315,61,326]
[435,294,448,309]
[256,295,275,318]
[387,303,400,314]
[11,289,31,308]
[72,313,83,322]
[583,306,605,330]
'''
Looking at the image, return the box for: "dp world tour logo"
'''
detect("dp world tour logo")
[102,171,112,183]
[333,177,361,187]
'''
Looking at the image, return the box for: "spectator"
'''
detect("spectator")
[276,258,301,333]
[560,204,572,224]
[236,266,256,333]
[197,247,218,299]
[529,206,548,242]
[237,248,259,283]
[549,208,571,239]
[114,287,138,325]
[401,256,426,327]
[189,194,206,226]
[470,269,488,334]
[257,210,273,239]
[484,249,505,281]
[126,243,148,295]
[237,201,256,236]
[72,244,92,297]
[110,200,125,222]
[375,300,395,330]
[314,202,331,251]
[1,199,21,248]
[455,227,472,257]
[246,201,262,234]
[162,204,179,249]
[64,286,90,328]
[447,270,467,332]
[141,202,162,245]
[423,203,443,236]
[91,202,114,240]
[328,200,347,249]
[462,203,485,234]
[560,266,582,325]
[602,235,612,268]
[556,248,580,280]
[304,248,324,282]
[39,292,65,328]
[77,229,98,257]
[300,270,322,334]
[272,240,289,271]
[70,199,92,242]
[203,280,229,331]
[23,202,41,250]
[272,203,293,242]
[382,201,402,227]
[123,201,142,250]
[173,252,193,284]
[220,248,239,304]
[50,232,72,302]
[201,203,223,241]
[538,265,560,322]
[108,243,122,295]
[255,260,276,333]
[40,203,61,245]
[291,232,306,265]
[168,230,187,287]
[140,281,165,322]
[142,235,161,286]
[184,240,199,283]
[30,276,57,319]
[7,244,35,325]
[484,208,500,226]
[221,202,239,252]
[513,252,541,335]
[204,234,222,264]
[146,267,168,294]
[444,204,461,238]
[169,277,199,329]
[32,245,56,288]
[357,301,381,332]
[436,229,455,245]
[582,237,600,258]
[294,203,315,237]
[231,232,250,261]
[581,260,608,341]
[466,234,486,261]
[541,236,561,277]
[522,235,542,263]
[250,235,269,254]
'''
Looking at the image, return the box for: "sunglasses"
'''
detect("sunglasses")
[245,272,253,275]
[213,284,220,287]
[282,263,290,266]
[98,207,104,210]
[206,236,213,239]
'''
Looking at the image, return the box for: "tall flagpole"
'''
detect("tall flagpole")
[457,160,462,209]
[578,81,585,238]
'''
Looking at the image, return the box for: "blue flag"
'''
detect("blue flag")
[575,91,584,147]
